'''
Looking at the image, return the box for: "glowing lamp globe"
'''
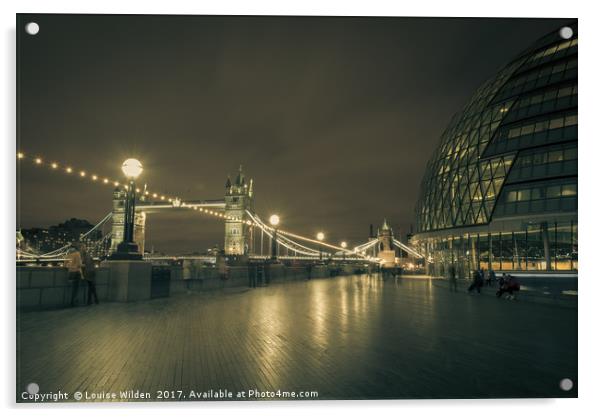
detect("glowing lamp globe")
[269,214,280,227]
[121,158,143,179]
[341,241,348,249]
[316,232,325,241]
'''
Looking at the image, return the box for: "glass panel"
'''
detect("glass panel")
[561,183,577,196]
[527,224,545,271]
[521,124,535,135]
[548,150,563,162]
[490,233,502,271]
[572,221,578,270]
[517,189,531,201]
[501,232,514,270]
[547,185,561,198]
[549,117,564,129]
[558,86,573,97]
[534,120,549,132]
[478,233,491,270]
[508,127,521,138]
[533,152,545,165]
[565,114,578,126]
[531,187,542,200]
[555,221,572,271]
[543,90,557,101]
[564,147,577,160]
[512,230,526,270]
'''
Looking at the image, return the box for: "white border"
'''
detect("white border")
[2,1,600,416]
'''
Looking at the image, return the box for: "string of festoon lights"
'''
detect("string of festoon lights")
[16,151,249,224]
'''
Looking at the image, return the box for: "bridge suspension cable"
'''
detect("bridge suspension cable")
[392,238,424,259]
[350,237,425,260]
[353,239,380,253]
[246,210,379,262]
[245,211,320,257]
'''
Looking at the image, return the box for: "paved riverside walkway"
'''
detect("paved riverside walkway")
[17,275,577,401]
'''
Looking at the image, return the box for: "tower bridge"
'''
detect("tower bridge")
[16,156,425,266]
[110,166,255,257]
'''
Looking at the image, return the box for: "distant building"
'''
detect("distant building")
[412,23,577,277]
[20,218,102,254]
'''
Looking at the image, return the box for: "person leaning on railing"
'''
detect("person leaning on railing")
[64,244,84,307]
[81,245,99,305]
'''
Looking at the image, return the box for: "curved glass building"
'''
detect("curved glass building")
[412,23,577,277]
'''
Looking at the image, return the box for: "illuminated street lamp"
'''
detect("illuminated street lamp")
[341,241,348,261]
[317,232,325,260]
[111,158,143,260]
[122,158,143,179]
[269,214,280,260]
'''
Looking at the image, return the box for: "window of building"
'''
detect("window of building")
[546,185,561,198]
[516,189,531,201]
[548,150,563,162]
[565,114,578,126]
[549,117,564,129]
[497,179,577,217]
[562,184,577,196]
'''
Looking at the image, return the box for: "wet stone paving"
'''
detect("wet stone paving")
[17,275,577,401]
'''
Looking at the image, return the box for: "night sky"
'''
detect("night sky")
[16,14,572,254]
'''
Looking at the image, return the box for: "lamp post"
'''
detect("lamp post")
[341,241,347,261]
[112,158,143,260]
[269,214,280,260]
[317,232,325,260]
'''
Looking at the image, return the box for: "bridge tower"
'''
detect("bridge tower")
[224,166,254,256]
[110,187,146,255]
[377,219,396,267]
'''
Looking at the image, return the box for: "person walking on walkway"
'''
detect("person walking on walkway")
[448,263,458,292]
[65,244,84,307]
[487,268,496,286]
[505,274,520,300]
[498,272,507,289]
[81,245,99,305]
[468,268,483,294]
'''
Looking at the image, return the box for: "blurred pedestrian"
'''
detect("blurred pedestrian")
[468,269,483,294]
[448,264,458,292]
[65,244,84,307]
[496,273,520,300]
[81,245,99,305]
[505,274,521,300]
[487,268,496,286]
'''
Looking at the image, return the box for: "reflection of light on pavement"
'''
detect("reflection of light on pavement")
[353,280,361,316]
[423,278,436,321]
[309,281,327,348]
[338,279,349,339]
[254,291,286,386]
[426,277,433,304]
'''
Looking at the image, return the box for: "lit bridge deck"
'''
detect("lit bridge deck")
[17,275,577,401]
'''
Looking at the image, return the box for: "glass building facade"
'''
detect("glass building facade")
[412,23,577,278]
